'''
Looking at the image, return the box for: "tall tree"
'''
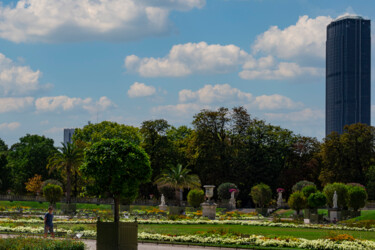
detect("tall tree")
[7,134,57,193]
[47,142,84,203]
[0,139,9,192]
[81,139,151,222]
[154,164,201,206]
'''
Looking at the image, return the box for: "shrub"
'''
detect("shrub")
[288,191,307,215]
[347,186,367,211]
[43,184,63,206]
[25,174,43,195]
[250,183,272,208]
[292,180,315,192]
[42,179,63,190]
[323,183,348,209]
[301,185,317,199]
[187,189,205,208]
[217,183,239,200]
[307,191,326,208]
[0,237,84,249]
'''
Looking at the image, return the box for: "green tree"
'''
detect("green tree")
[347,186,367,211]
[0,139,10,192]
[47,143,84,203]
[217,183,239,200]
[288,191,307,215]
[250,183,272,208]
[292,180,315,193]
[43,184,63,206]
[187,189,205,208]
[301,185,317,199]
[81,139,151,222]
[323,183,349,209]
[73,121,141,146]
[154,164,201,206]
[307,192,327,209]
[7,134,57,193]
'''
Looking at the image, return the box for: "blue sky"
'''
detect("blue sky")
[0,0,374,146]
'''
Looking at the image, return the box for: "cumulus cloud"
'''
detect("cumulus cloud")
[0,53,48,96]
[179,84,252,103]
[252,15,332,62]
[0,0,205,43]
[128,82,156,97]
[253,94,303,110]
[125,42,249,77]
[0,97,34,113]
[35,96,115,113]
[0,122,21,130]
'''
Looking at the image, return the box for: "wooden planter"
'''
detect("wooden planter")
[97,221,138,250]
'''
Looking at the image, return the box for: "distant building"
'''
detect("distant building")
[63,128,75,145]
[326,15,371,136]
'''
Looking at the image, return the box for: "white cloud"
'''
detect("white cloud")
[0,0,205,43]
[128,82,156,98]
[179,84,252,103]
[264,108,324,122]
[0,97,34,113]
[253,94,303,110]
[151,103,207,117]
[252,15,332,62]
[0,122,21,130]
[35,96,115,113]
[125,42,249,77]
[0,53,48,96]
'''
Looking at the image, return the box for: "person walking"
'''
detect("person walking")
[44,206,55,238]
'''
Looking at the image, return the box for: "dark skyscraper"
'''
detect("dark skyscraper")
[326,16,371,136]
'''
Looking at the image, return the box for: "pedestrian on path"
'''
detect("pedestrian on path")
[44,206,55,238]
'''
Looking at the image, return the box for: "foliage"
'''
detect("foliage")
[292,180,315,193]
[25,174,43,195]
[7,134,57,193]
[42,179,63,190]
[288,191,307,215]
[326,232,355,242]
[323,183,349,209]
[250,183,272,208]
[0,237,85,250]
[301,185,317,199]
[81,139,151,222]
[307,192,327,209]
[0,138,10,192]
[157,186,175,201]
[154,164,200,206]
[365,166,375,200]
[217,183,239,200]
[73,121,142,146]
[43,184,63,205]
[187,189,205,208]
[47,142,84,203]
[347,186,367,211]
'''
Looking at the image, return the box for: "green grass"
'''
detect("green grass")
[138,224,375,241]
[349,210,375,221]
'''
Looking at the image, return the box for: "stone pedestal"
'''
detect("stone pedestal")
[329,208,341,222]
[97,221,138,250]
[201,202,217,220]
[158,205,168,211]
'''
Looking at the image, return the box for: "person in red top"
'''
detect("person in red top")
[44,206,55,238]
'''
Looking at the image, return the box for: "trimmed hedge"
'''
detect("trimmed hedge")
[0,237,85,249]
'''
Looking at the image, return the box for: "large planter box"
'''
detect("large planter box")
[341,210,361,220]
[256,208,268,216]
[304,209,318,219]
[97,221,138,250]
[168,206,185,215]
[60,203,76,214]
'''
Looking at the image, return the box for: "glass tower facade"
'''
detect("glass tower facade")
[326,16,371,136]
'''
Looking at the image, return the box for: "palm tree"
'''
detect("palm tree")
[47,142,84,203]
[155,164,201,206]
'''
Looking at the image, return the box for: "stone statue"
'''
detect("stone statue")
[333,191,338,209]
[160,194,166,206]
[229,190,236,210]
[277,192,283,207]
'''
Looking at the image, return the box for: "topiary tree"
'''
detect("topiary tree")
[323,182,349,209]
[42,179,63,190]
[81,139,152,222]
[307,192,327,209]
[302,185,317,200]
[288,191,307,215]
[347,186,367,211]
[217,183,239,200]
[250,183,272,208]
[187,189,205,208]
[43,184,63,206]
[292,180,315,192]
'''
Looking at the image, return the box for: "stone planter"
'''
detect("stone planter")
[60,203,76,214]
[201,202,217,220]
[97,221,138,250]
[256,208,268,216]
[168,206,185,215]
[309,214,323,223]
[304,208,318,219]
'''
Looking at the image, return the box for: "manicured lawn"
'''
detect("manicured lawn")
[348,210,375,221]
[138,223,375,241]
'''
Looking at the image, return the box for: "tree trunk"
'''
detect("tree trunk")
[175,189,180,206]
[114,196,120,222]
[66,165,72,203]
